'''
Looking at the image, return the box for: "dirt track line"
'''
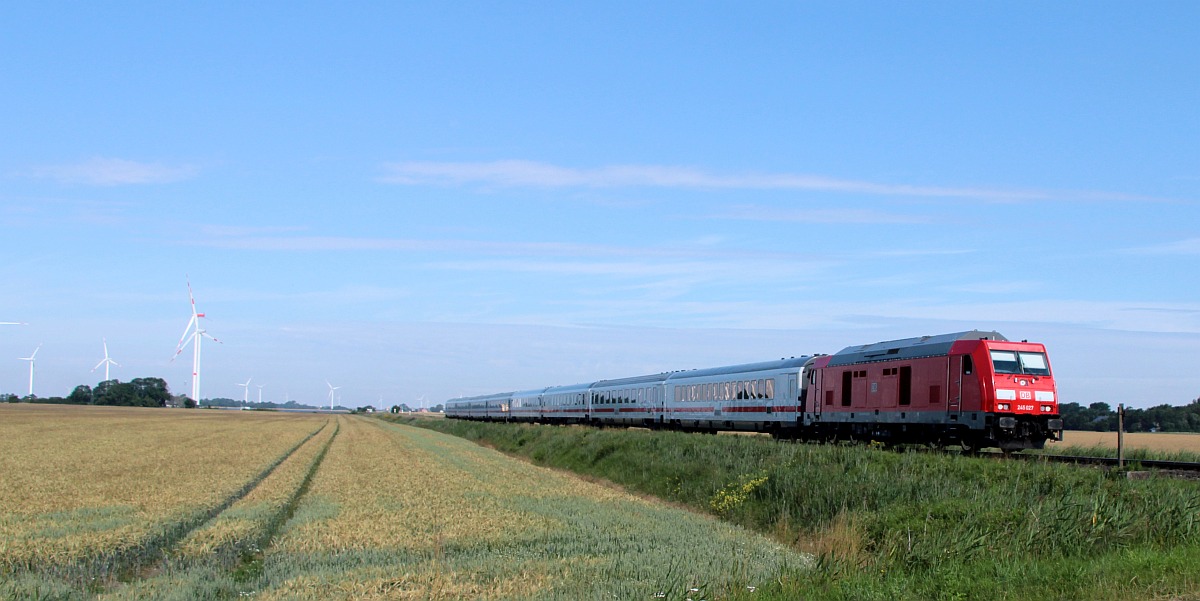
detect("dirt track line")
[60,419,334,586]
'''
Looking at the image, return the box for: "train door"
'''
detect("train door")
[948,354,976,421]
[655,384,665,423]
[804,366,821,426]
[789,373,799,412]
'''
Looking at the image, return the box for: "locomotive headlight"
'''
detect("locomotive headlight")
[1041,405,1054,413]
[997,403,1011,411]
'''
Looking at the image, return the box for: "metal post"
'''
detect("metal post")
[1117,403,1125,468]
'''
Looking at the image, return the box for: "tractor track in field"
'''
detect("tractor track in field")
[223,416,341,584]
[49,418,337,589]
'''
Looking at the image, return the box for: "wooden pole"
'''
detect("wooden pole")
[1117,403,1125,468]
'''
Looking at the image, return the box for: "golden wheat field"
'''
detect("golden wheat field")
[1048,429,1200,453]
[0,404,328,571]
[1,404,807,600]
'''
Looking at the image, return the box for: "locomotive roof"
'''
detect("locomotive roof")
[827,330,1007,367]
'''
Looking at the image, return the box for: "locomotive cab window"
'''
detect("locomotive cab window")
[990,351,1051,376]
[1017,352,1051,376]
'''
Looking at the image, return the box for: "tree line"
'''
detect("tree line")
[2,378,189,408]
[1060,398,1200,432]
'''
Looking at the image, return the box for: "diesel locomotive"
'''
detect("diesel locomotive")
[445,330,1064,451]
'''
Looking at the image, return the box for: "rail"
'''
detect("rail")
[1003,452,1200,476]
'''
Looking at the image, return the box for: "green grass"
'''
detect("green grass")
[385,416,1200,601]
[1038,443,1200,463]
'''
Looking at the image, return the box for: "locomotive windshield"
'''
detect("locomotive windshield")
[990,351,1051,376]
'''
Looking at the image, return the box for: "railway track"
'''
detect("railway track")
[1003,452,1200,478]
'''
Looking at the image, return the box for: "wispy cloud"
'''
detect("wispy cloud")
[201,224,311,237]
[28,157,199,185]
[189,233,797,261]
[380,160,1166,203]
[1120,238,1200,255]
[715,204,934,224]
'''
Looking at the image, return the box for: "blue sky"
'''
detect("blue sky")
[1,2,1197,409]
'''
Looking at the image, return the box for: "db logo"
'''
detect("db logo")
[1019,391,1032,400]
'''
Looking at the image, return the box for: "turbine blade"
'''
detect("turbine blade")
[186,277,199,317]
[175,316,197,352]
[170,330,197,362]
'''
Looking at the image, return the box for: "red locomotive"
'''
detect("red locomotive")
[804,331,1062,451]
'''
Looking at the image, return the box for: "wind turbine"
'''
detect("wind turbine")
[171,278,220,404]
[326,380,340,411]
[237,377,252,406]
[92,338,120,382]
[257,383,264,404]
[18,344,41,396]
[1,321,27,326]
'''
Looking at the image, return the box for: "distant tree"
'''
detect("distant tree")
[429,403,444,413]
[130,377,171,407]
[2,393,19,403]
[67,385,93,405]
[93,380,136,406]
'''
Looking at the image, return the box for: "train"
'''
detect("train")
[444,330,1064,452]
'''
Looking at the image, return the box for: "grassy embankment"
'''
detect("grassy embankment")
[386,415,1200,601]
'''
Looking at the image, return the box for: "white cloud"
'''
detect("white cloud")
[380,160,1165,203]
[29,157,199,185]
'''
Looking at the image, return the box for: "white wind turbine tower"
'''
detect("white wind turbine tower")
[18,344,41,396]
[257,383,264,404]
[171,279,221,404]
[237,377,252,406]
[326,380,340,411]
[92,338,120,382]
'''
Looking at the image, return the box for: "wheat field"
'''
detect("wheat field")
[1,405,806,600]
